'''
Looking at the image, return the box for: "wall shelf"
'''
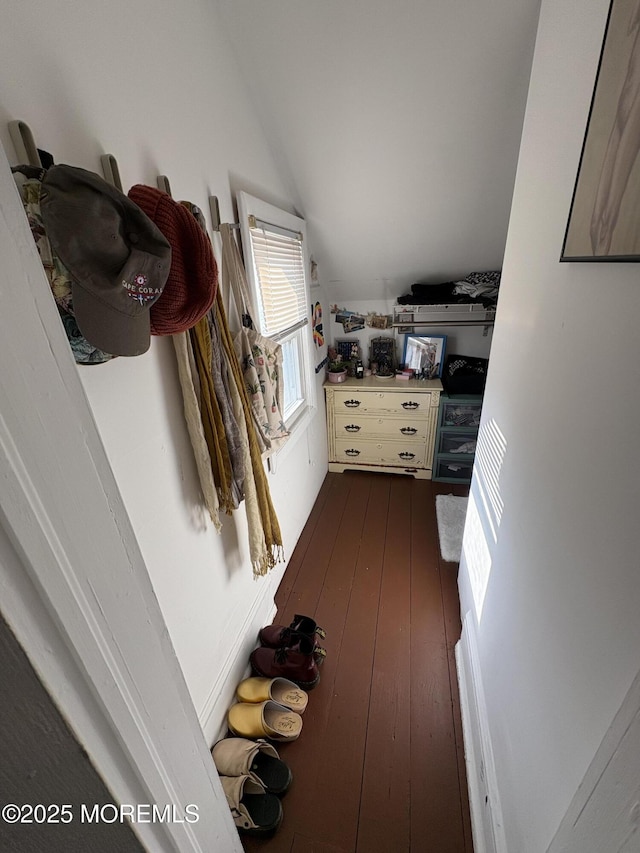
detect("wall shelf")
[393,303,495,334]
[391,320,494,328]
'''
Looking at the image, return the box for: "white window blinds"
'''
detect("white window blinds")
[248,218,308,340]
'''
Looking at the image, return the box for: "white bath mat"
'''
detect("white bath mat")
[435,494,468,562]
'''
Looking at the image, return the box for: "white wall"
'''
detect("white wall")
[215,0,542,303]
[0,0,328,742]
[458,0,640,849]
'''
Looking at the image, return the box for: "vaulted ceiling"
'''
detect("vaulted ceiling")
[215,0,542,302]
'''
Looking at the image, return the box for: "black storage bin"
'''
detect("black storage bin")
[442,354,489,396]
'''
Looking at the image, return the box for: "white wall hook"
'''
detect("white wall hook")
[100,154,123,191]
[8,120,42,167]
[209,196,221,231]
[157,175,172,197]
[209,196,239,231]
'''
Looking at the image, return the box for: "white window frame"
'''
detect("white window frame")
[237,191,317,455]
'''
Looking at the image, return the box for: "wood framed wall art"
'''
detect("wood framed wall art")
[561,0,640,261]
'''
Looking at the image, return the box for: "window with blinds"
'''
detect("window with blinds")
[247,219,308,341]
[237,192,316,440]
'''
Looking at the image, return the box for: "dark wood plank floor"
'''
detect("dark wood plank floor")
[243,471,473,853]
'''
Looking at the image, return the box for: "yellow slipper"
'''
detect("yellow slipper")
[236,677,308,715]
[228,700,303,742]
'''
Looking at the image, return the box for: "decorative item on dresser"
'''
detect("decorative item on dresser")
[324,376,442,480]
[369,336,396,376]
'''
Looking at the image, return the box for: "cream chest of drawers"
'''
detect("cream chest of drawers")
[324,376,442,479]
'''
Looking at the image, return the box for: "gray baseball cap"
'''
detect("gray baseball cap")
[39,165,171,356]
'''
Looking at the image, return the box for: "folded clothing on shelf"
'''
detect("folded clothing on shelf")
[397,271,501,307]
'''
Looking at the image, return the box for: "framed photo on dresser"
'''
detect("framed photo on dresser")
[402,334,447,379]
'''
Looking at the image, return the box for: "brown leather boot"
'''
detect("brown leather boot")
[250,634,320,690]
[258,614,326,648]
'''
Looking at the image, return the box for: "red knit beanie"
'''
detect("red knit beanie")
[128,185,217,335]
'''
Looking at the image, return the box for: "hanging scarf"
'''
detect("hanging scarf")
[219,225,284,574]
[208,310,245,506]
[172,331,222,529]
[222,221,289,456]
[190,316,236,514]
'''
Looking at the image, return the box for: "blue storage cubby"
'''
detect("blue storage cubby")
[433,393,483,484]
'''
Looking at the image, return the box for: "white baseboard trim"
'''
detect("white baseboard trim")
[198,583,279,745]
[455,613,507,853]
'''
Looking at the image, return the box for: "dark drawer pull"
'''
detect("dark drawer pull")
[344,424,361,433]
[399,452,416,460]
[400,427,417,435]
[344,399,361,408]
[401,401,419,410]
[345,449,361,457]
